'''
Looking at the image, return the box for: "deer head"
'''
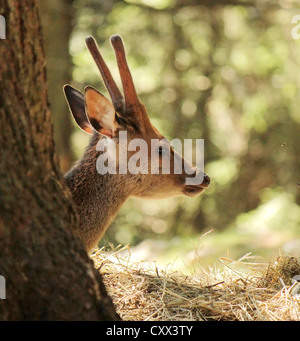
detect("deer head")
[63,35,210,251]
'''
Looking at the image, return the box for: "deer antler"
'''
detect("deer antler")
[85,36,124,112]
[110,35,140,110]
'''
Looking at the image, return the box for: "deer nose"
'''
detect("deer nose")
[201,174,210,188]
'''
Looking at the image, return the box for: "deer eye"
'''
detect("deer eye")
[157,146,169,156]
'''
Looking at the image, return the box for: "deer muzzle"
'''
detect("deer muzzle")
[183,173,210,197]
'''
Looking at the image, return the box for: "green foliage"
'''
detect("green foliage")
[68,0,300,261]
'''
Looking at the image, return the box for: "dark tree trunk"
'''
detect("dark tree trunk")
[0,0,119,321]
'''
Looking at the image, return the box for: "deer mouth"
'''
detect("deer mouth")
[183,185,206,197]
[183,174,210,197]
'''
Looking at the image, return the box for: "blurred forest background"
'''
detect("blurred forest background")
[40,0,300,272]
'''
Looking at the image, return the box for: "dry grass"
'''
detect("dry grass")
[91,246,300,321]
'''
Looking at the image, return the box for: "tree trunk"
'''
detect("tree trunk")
[0,0,120,321]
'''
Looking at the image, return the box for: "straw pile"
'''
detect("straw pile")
[91,247,300,321]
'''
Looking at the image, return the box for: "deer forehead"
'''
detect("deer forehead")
[127,125,166,144]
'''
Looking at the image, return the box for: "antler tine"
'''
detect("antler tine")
[85,36,124,111]
[110,35,140,109]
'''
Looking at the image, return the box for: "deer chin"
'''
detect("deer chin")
[182,185,206,197]
[133,190,183,200]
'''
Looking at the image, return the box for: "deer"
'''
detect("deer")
[63,35,210,252]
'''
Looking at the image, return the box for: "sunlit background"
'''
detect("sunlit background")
[41,0,300,273]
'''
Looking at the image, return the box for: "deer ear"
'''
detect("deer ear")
[84,86,118,138]
[63,85,93,135]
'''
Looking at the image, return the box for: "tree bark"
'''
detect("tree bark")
[0,0,119,321]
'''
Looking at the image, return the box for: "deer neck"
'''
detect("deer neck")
[64,134,130,250]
